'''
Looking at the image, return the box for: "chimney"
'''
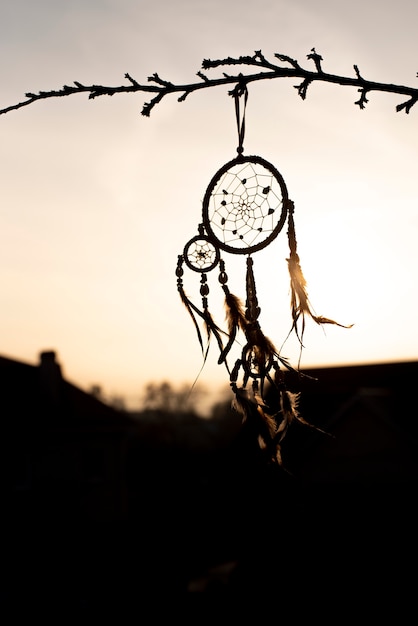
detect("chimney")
[38,350,63,408]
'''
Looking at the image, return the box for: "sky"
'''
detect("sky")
[1,0,417,410]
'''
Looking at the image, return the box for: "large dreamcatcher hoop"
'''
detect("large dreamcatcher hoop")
[176,83,352,467]
[202,154,288,255]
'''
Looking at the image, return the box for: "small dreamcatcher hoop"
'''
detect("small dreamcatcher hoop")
[176,82,352,467]
[182,227,220,273]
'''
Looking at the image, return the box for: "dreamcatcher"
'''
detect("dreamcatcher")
[176,83,352,466]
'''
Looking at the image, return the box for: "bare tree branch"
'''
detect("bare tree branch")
[1,49,417,117]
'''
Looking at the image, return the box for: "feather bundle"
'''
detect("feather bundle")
[231,384,280,460]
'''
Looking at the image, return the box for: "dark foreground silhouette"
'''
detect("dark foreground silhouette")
[2,353,418,605]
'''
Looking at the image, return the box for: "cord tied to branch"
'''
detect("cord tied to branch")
[230,75,248,155]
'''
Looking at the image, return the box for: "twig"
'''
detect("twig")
[1,49,417,117]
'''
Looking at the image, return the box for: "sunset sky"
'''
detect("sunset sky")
[1,0,417,409]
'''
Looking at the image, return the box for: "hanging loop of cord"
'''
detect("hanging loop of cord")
[230,75,248,155]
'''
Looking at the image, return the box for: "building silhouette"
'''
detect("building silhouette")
[2,350,417,599]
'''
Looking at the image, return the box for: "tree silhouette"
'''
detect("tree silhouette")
[141,381,207,414]
[1,49,417,117]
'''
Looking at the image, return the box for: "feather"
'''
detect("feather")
[225,291,247,332]
[203,307,227,362]
[286,202,353,348]
[275,446,284,467]
[271,390,296,447]
[231,383,281,462]
[231,385,252,422]
[278,387,332,441]
[252,384,268,409]
[244,323,280,382]
[218,290,247,364]
[287,251,353,346]
[177,279,227,368]
[256,403,278,441]
[177,283,205,354]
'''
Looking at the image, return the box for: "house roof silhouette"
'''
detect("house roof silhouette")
[277,360,418,483]
[2,350,137,526]
[1,349,133,427]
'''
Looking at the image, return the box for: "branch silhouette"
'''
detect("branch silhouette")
[1,49,418,117]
